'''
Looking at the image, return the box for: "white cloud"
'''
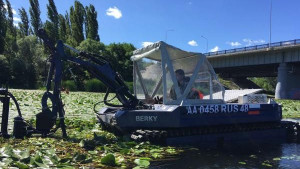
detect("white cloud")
[210,46,220,52]
[13,17,21,22]
[243,38,265,46]
[141,42,154,47]
[13,22,18,27]
[226,41,241,47]
[106,6,122,19]
[4,4,17,15]
[188,40,198,47]
[12,9,17,15]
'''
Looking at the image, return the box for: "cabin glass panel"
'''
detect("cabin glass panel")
[134,58,163,99]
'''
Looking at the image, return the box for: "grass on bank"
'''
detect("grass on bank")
[277,99,300,119]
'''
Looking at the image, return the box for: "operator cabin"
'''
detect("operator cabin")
[130,41,225,106]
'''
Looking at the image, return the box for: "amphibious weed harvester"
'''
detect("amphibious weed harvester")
[0,30,299,146]
[97,41,300,145]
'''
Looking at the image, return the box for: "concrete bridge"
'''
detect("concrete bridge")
[205,39,300,100]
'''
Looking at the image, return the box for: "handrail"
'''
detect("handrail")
[204,39,300,56]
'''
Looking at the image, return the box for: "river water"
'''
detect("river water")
[151,119,300,169]
[151,143,300,169]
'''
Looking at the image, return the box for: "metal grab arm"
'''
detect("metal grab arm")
[38,29,140,109]
[57,41,139,108]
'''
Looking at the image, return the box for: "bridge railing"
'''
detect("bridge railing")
[204,39,300,56]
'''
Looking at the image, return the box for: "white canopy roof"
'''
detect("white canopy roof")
[131,41,201,61]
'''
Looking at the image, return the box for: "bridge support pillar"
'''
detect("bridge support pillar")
[275,63,300,100]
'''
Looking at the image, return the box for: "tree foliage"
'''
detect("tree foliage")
[29,0,42,35]
[77,38,105,54]
[5,0,13,33]
[18,7,30,37]
[105,43,136,81]
[85,5,99,41]
[0,55,10,85]
[58,14,66,41]
[0,0,6,54]
[0,0,137,90]
[13,35,47,88]
[44,20,56,42]
[65,12,71,36]
[70,1,85,45]
[4,0,17,63]
[46,0,58,42]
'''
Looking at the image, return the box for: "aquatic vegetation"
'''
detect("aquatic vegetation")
[0,118,180,168]
[276,99,300,118]
[0,90,180,168]
[0,90,298,168]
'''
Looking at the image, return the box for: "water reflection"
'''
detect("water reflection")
[151,119,300,169]
[151,142,300,169]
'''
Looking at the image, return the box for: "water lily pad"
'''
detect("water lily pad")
[120,148,130,154]
[134,158,150,167]
[151,153,162,159]
[1,158,13,166]
[262,162,272,167]
[14,161,29,169]
[74,153,87,162]
[238,161,246,165]
[273,157,281,161]
[101,153,115,166]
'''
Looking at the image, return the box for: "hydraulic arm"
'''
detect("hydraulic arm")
[35,29,142,137]
[38,29,140,109]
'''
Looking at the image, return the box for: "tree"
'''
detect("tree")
[18,7,30,37]
[5,0,13,32]
[26,62,37,88]
[72,39,105,89]
[76,38,105,55]
[58,14,66,41]
[70,1,85,45]
[85,4,99,41]
[0,0,6,54]
[64,11,75,46]
[46,0,58,41]
[44,20,56,42]
[29,0,42,35]
[16,35,48,87]
[0,55,10,85]
[65,12,71,36]
[4,0,17,63]
[105,43,136,81]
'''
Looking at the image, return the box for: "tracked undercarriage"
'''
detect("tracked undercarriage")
[99,113,300,145]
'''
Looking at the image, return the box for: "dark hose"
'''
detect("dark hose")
[8,92,22,117]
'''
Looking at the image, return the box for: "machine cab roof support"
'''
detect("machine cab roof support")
[131,41,225,105]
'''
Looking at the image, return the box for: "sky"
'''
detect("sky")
[6,0,300,53]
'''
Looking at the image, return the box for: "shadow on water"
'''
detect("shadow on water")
[151,142,300,169]
[151,119,300,168]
